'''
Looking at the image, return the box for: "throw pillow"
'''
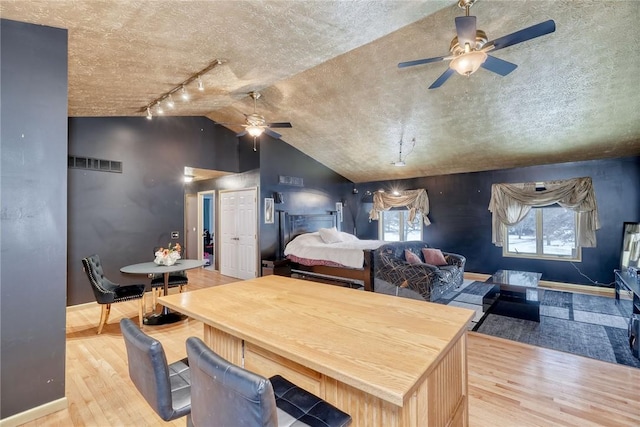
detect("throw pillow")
[318,227,343,244]
[404,249,422,264]
[421,248,447,266]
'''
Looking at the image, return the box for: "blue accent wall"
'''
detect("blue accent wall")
[355,156,640,286]
[67,116,240,305]
[257,136,352,260]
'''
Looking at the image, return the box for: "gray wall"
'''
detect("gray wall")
[1,19,68,419]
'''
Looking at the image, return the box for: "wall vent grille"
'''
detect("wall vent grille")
[278,175,304,187]
[68,156,122,173]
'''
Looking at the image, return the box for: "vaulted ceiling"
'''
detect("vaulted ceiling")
[2,0,639,183]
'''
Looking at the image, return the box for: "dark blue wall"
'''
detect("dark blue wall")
[355,156,640,286]
[1,19,68,419]
[67,116,239,305]
[257,136,352,260]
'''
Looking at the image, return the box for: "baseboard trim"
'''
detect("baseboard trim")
[464,272,615,297]
[539,280,615,297]
[66,290,156,312]
[66,301,98,312]
[0,397,67,427]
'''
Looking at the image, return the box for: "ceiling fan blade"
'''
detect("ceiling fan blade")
[455,16,477,49]
[236,130,247,137]
[428,68,456,89]
[487,20,556,52]
[481,55,518,76]
[264,128,282,139]
[398,55,447,68]
[267,122,292,128]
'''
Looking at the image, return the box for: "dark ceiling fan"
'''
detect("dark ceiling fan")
[398,0,555,89]
[227,91,292,151]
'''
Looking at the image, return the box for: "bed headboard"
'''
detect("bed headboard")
[278,212,338,258]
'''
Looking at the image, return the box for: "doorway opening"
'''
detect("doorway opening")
[199,191,216,270]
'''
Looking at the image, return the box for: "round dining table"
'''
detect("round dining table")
[121,259,205,325]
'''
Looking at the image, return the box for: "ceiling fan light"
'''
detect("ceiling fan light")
[393,161,406,167]
[247,125,264,137]
[450,50,487,76]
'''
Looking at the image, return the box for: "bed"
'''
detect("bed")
[280,212,385,291]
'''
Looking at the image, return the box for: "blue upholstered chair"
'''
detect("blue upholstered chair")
[81,254,146,334]
[120,318,192,424]
[186,336,352,427]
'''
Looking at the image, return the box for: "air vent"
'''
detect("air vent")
[278,175,304,187]
[68,156,122,173]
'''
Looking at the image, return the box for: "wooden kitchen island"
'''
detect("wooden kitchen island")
[159,276,474,427]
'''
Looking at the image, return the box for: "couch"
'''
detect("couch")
[374,241,465,301]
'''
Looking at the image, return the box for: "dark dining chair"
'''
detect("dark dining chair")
[186,336,352,427]
[81,254,146,334]
[120,319,192,424]
[150,247,189,310]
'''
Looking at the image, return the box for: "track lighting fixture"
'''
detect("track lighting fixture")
[141,58,225,119]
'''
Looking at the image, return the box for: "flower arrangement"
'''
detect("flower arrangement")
[154,243,182,266]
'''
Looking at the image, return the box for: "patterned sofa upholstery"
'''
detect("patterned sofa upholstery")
[374,241,466,301]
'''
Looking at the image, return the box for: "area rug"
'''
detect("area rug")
[434,280,640,369]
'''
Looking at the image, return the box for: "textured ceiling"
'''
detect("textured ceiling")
[2,0,639,183]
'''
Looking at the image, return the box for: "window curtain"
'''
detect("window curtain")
[368,189,431,226]
[488,177,600,247]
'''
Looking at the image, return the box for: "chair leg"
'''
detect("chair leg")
[97,304,111,334]
[152,286,158,310]
[179,284,187,293]
[138,298,144,328]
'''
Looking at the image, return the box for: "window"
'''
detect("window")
[379,209,423,241]
[504,205,581,261]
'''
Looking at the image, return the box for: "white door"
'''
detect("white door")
[220,188,257,279]
[236,190,257,279]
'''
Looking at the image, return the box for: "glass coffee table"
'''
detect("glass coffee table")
[483,270,542,322]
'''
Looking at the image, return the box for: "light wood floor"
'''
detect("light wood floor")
[21,269,640,426]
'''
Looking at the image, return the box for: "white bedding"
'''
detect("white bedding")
[284,231,385,269]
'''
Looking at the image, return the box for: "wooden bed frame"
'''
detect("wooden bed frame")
[278,212,375,292]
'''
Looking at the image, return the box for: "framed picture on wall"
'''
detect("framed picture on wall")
[265,198,274,224]
[336,202,343,223]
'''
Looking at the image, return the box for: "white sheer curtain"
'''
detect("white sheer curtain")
[488,177,600,247]
[368,189,431,226]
